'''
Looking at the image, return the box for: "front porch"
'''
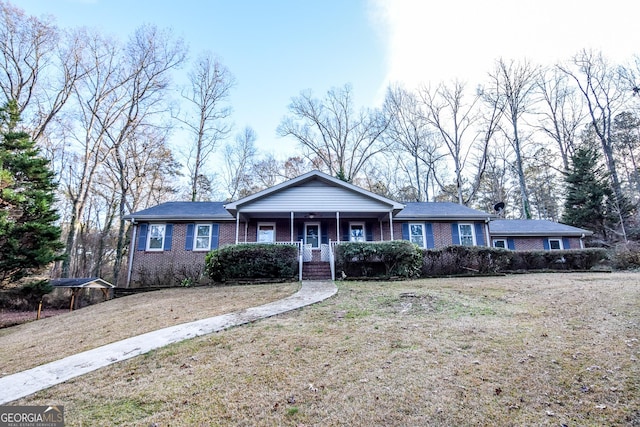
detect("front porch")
[220,171,407,280]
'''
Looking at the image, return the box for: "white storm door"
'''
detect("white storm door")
[305,223,320,249]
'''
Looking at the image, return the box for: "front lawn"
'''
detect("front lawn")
[12,273,640,426]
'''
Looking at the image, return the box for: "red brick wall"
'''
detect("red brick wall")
[507,237,543,251]
[219,222,236,246]
[565,237,583,249]
[129,221,235,287]
[433,222,454,247]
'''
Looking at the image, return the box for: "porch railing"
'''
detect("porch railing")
[328,240,335,281]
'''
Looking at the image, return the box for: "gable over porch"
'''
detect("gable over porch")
[224,171,406,248]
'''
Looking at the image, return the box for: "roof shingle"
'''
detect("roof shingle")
[396,202,493,220]
[489,219,592,236]
[124,201,233,221]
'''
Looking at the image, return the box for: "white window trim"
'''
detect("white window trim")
[257,222,276,243]
[147,223,166,251]
[548,238,563,250]
[493,238,507,249]
[458,223,476,246]
[349,222,366,242]
[193,223,212,251]
[409,222,426,248]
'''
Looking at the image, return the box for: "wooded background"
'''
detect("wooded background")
[1,1,639,285]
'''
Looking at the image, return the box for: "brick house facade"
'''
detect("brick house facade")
[124,171,592,287]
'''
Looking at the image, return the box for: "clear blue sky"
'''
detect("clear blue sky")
[18,0,640,158]
[19,0,387,157]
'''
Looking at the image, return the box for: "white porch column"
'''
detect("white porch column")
[484,220,491,247]
[389,210,394,240]
[379,220,383,241]
[235,214,240,244]
[336,211,340,242]
[290,211,294,242]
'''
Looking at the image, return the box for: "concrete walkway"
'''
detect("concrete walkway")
[0,280,337,405]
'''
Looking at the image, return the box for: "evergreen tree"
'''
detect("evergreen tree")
[562,146,614,241]
[0,101,64,287]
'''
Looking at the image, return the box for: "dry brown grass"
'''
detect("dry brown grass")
[12,273,640,426]
[0,283,298,375]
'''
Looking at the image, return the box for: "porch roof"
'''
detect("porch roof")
[489,219,593,237]
[224,170,405,217]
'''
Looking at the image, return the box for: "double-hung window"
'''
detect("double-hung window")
[194,224,212,250]
[257,223,276,243]
[409,223,426,248]
[147,224,166,251]
[493,239,507,249]
[548,238,562,250]
[458,224,475,246]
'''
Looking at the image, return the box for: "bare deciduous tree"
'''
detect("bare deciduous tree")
[421,80,502,205]
[536,67,585,172]
[278,84,389,182]
[559,50,627,214]
[60,29,120,278]
[612,111,640,201]
[107,25,186,284]
[60,25,186,281]
[177,52,234,201]
[223,126,257,200]
[0,1,56,113]
[484,58,539,218]
[383,84,440,201]
[0,2,86,142]
[252,154,285,190]
[474,139,513,216]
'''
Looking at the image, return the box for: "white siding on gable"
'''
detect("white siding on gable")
[239,180,392,212]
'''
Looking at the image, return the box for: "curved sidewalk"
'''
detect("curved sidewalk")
[0,280,337,405]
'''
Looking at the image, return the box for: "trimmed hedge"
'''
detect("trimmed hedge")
[204,242,609,283]
[335,241,422,279]
[421,246,513,276]
[507,248,608,271]
[336,244,608,279]
[421,246,608,276]
[205,244,298,282]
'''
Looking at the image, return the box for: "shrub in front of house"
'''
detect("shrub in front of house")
[421,246,608,276]
[610,242,640,270]
[421,246,514,276]
[335,241,422,279]
[508,248,608,271]
[205,244,298,282]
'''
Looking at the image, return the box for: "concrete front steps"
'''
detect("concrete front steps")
[302,262,331,280]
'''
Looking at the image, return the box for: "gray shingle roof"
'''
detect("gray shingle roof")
[489,219,593,236]
[124,201,233,221]
[396,202,493,220]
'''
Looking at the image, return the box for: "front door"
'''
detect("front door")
[305,223,320,249]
